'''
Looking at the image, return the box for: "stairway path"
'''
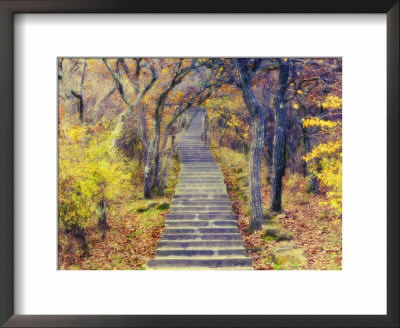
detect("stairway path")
[147,109,253,270]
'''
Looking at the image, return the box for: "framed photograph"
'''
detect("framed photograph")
[0,0,398,327]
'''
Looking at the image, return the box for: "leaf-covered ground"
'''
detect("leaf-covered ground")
[213,146,342,270]
[59,145,342,271]
[58,158,179,270]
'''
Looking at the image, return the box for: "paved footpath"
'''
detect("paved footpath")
[147,110,253,269]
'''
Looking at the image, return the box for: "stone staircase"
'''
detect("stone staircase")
[147,109,253,270]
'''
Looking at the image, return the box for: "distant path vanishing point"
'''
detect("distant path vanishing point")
[147,109,253,270]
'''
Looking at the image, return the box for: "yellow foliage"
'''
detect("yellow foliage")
[303,113,342,216]
[303,139,342,162]
[293,103,299,109]
[304,138,342,216]
[58,123,133,228]
[321,95,342,109]
[302,117,340,133]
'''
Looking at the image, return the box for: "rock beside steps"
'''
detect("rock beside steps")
[147,109,253,270]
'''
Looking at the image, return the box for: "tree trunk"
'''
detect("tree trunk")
[98,198,107,239]
[71,224,89,257]
[153,127,162,189]
[235,59,265,231]
[160,135,177,195]
[144,139,155,199]
[265,128,274,184]
[153,130,168,189]
[243,142,249,161]
[218,133,224,149]
[302,127,319,193]
[203,109,208,144]
[207,118,212,147]
[71,90,84,121]
[248,116,265,230]
[271,60,290,212]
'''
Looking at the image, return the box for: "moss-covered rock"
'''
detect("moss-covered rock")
[270,242,307,269]
[156,202,170,210]
[134,205,148,213]
[147,202,158,209]
[263,226,293,241]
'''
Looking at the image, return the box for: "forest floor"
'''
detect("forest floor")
[59,145,342,270]
[213,146,342,270]
[58,158,180,270]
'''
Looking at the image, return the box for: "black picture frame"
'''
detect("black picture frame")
[0,1,398,327]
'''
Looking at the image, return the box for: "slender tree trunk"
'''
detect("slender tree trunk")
[71,224,89,257]
[98,198,107,239]
[160,135,177,194]
[248,116,265,230]
[154,130,168,189]
[303,130,320,193]
[264,103,275,185]
[271,60,290,212]
[235,59,265,231]
[265,130,274,184]
[207,118,212,147]
[70,91,84,121]
[283,132,287,177]
[144,139,155,199]
[243,142,249,161]
[203,109,208,144]
[153,128,161,188]
[218,133,224,149]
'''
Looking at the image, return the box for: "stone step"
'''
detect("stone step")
[180,167,220,170]
[182,165,221,170]
[147,258,253,269]
[173,194,230,200]
[180,174,222,176]
[145,110,252,270]
[171,200,231,206]
[181,158,214,160]
[178,178,224,182]
[180,155,212,157]
[179,153,211,155]
[155,248,246,257]
[176,189,226,194]
[180,172,221,174]
[170,206,231,212]
[166,213,236,220]
[178,182,225,186]
[171,205,232,211]
[176,183,225,188]
[165,220,237,227]
[178,178,223,181]
[180,160,216,162]
[163,227,238,234]
[160,233,242,241]
[180,164,219,167]
[157,240,245,249]
[179,172,222,175]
